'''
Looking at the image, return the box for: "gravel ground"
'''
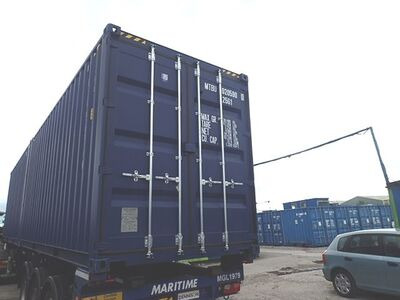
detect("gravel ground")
[0,246,398,299]
[231,246,398,300]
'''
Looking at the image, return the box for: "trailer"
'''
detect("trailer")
[4,24,257,299]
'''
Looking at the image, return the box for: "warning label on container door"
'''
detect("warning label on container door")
[121,207,138,232]
[201,113,240,149]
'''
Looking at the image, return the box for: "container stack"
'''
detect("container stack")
[257,199,394,247]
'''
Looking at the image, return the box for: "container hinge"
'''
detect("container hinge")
[175,59,181,71]
[175,233,184,255]
[148,50,155,62]
[222,232,229,250]
[144,235,153,258]
[155,173,179,184]
[197,232,206,254]
[122,170,150,182]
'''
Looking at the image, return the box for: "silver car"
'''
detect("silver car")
[322,228,400,297]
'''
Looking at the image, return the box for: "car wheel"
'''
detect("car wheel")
[333,270,356,298]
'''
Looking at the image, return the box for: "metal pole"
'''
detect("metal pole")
[217,70,229,250]
[176,55,183,255]
[369,127,390,185]
[196,62,206,253]
[146,45,156,258]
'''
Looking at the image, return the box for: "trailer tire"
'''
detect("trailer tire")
[27,267,48,300]
[26,273,41,300]
[19,261,32,300]
[41,275,64,300]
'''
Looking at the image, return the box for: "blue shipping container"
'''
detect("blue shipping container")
[358,206,374,229]
[380,205,394,228]
[258,205,393,247]
[258,211,284,245]
[5,24,257,274]
[281,208,334,246]
[333,206,351,234]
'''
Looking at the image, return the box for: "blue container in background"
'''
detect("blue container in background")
[281,209,308,245]
[333,206,351,234]
[308,208,328,246]
[257,204,393,247]
[369,206,383,229]
[380,205,394,228]
[347,207,361,231]
[359,206,373,229]
[271,211,285,245]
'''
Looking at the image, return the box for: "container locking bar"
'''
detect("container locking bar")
[154,55,184,254]
[217,69,229,251]
[145,45,156,258]
[123,46,156,257]
[176,55,183,255]
[195,61,206,254]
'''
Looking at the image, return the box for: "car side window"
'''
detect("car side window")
[383,235,400,258]
[337,237,348,252]
[343,234,383,255]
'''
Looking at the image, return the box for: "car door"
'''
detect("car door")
[382,234,400,294]
[342,234,385,292]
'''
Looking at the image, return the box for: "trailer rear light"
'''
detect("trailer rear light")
[223,282,241,296]
[322,251,328,265]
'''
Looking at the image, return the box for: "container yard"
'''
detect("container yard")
[2,2,400,300]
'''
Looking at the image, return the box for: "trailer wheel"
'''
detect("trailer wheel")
[27,267,48,300]
[27,273,41,300]
[41,275,64,300]
[19,261,32,300]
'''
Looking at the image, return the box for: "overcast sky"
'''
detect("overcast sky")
[1,0,399,212]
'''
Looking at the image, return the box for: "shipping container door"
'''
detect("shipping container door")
[99,38,255,258]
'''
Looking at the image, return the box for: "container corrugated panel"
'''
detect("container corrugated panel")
[347,207,361,231]
[262,232,273,245]
[333,207,350,234]
[271,211,285,245]
[379,206,394,228]
[308,208,328,246]
[369,206,383,229]
[5,24,257,272]
[257,232,264,244]
[281,209,308,245]
[321,208,337,244]
[358,206,373,229]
